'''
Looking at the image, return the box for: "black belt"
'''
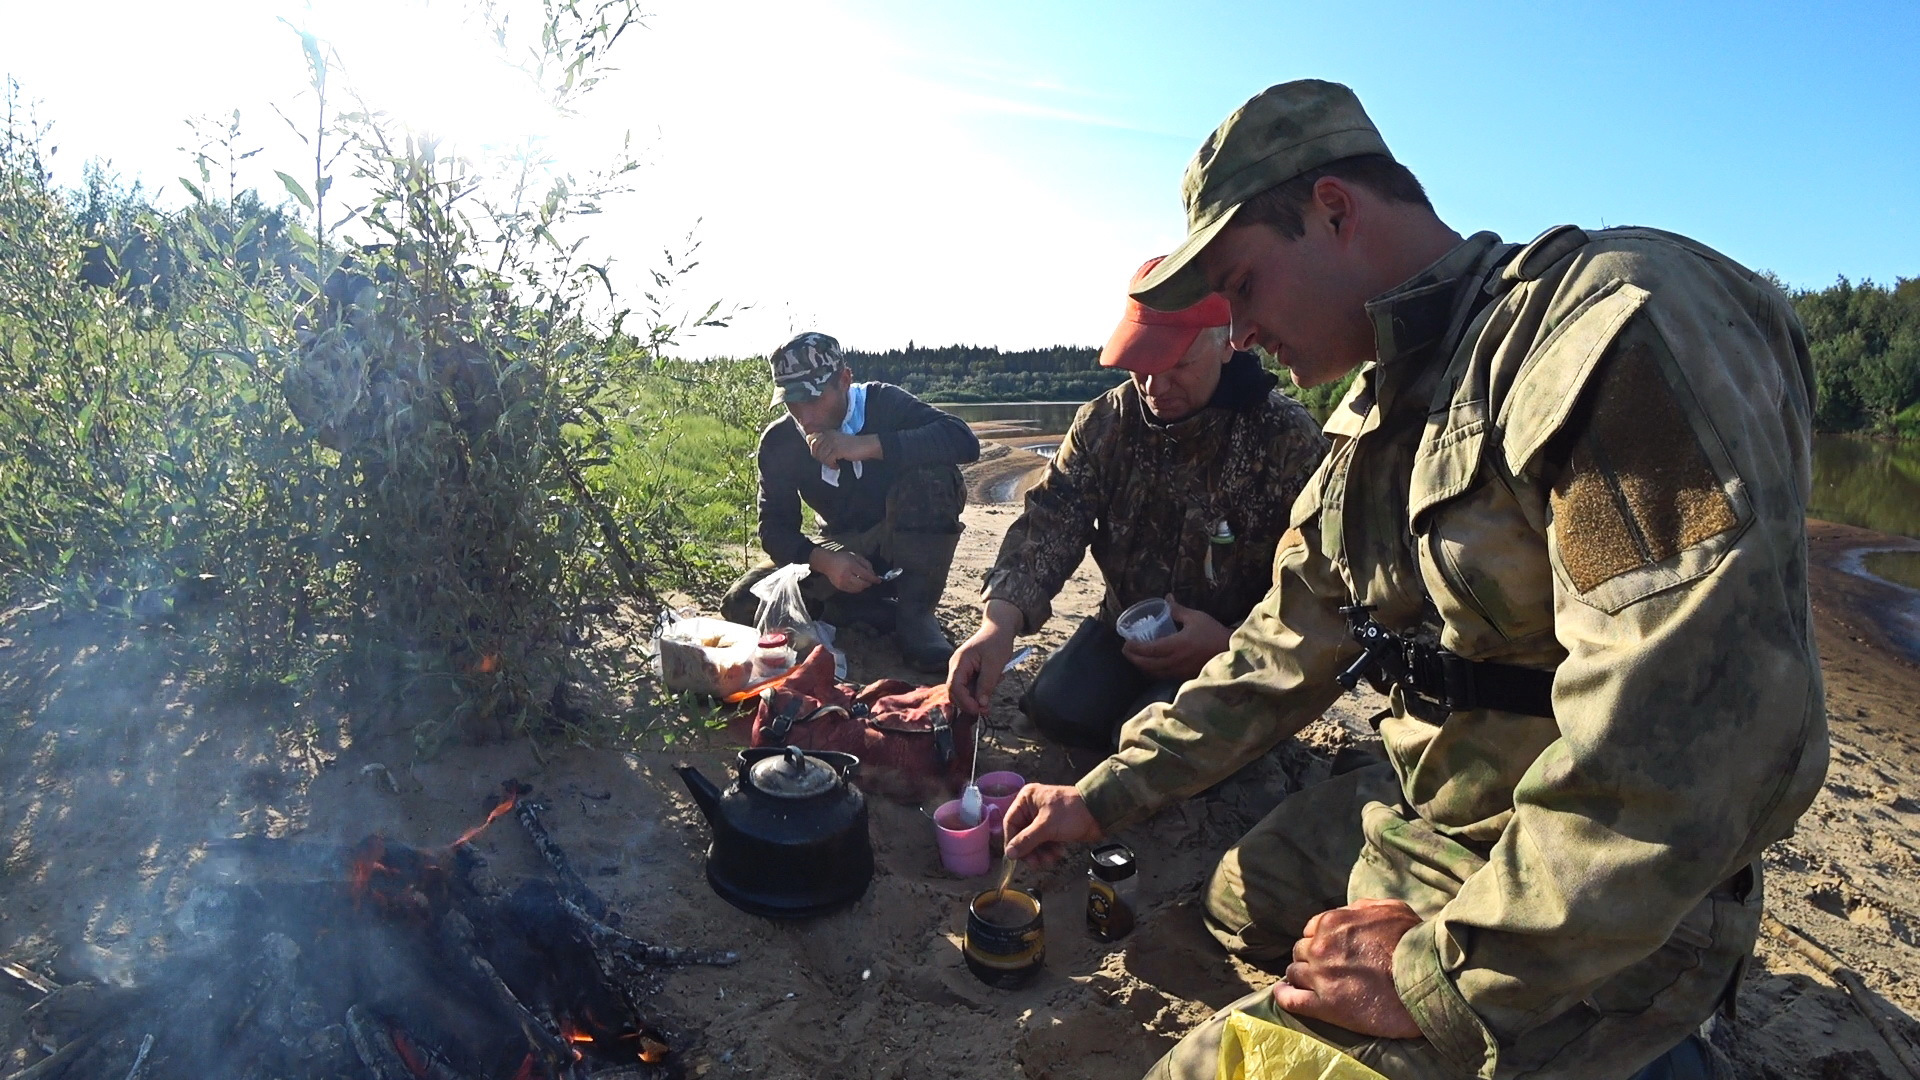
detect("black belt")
[1337,605,1555,720]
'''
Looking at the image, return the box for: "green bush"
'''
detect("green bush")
[0,7,752,746]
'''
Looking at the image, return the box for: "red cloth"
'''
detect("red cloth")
[748,646,976,802]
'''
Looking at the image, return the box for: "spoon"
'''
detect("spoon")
[992,854,1018,906]
[959,645,1039,827]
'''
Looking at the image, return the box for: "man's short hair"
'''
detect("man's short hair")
[1232,154,1432,240]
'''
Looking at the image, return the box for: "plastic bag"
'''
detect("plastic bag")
[749,564,824,657]
[1215,1012,1388,1080]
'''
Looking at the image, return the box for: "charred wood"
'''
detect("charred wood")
[346,1005,416,1080]
[505,782,614,926]
[346,1006,479,1080]
[558,896,738,970]
[439,910,573,1072]
[0,1032,96,1080]
[120,1034,153,1080]
[0,963,57,1002]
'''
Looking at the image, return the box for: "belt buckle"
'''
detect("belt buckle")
[1435,651,1475,713]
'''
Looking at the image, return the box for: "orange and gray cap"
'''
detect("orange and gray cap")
[1130,79,1392,312]
[1099,257,1231,376]
[769,331,845,405]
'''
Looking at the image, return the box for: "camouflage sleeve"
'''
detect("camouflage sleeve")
[1075,459,1354,831]
[980,401,1109,633]
[1392,307,1828,1075]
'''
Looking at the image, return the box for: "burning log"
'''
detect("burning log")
[439,910,575,1072]
[4,783,720,1079]
[346,1005,479,1080]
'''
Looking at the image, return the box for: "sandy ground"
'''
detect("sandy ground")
[2,443,1920,1079]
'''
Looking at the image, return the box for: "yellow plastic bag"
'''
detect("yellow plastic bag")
[1216,1012,1390,1080]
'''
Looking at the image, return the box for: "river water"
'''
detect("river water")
[948,402,1920,545]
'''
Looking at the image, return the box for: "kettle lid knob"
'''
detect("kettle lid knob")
[748,744,840,799]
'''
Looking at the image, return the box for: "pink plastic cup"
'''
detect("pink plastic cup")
[934,798,993,876]
[976,771,1026,839]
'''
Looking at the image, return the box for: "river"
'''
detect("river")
[948,401,1920,554]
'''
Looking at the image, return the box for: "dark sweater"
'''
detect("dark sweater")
[756,382,981,564]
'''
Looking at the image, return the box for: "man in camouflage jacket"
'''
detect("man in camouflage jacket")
[946,259,1326,750]
[1004,80,1826,1080]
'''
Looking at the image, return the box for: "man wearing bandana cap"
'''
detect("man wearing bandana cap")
[1002,80,1825,1080]
[721,332,979,670]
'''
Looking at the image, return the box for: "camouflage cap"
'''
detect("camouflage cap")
[1131,80,1392,311]
[768,331,846,405]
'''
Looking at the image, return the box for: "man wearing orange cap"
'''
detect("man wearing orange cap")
[946,257,1326,751]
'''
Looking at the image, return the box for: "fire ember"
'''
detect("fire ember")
[4,781,736,1079]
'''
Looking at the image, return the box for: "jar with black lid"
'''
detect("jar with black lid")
[1086,842,1137,941]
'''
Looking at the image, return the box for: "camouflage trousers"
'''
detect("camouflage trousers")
[721,464,965,625]
[1150,762,1758,1080]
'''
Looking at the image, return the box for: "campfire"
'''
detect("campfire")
[4,782,736,1079]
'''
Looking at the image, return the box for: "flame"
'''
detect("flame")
[639,1035,669,1064]
[389,1027,430,1079]
[560,1018,594,1045]
[348,835,393,908]
[471,652,501,674]
[449,789,519,850]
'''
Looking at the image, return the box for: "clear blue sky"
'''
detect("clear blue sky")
[2,0,1915,353]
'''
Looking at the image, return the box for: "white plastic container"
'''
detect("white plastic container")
[1115,598,1175,643]
[656,617,761,697]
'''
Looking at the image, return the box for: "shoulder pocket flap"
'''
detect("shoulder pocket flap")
[1407,409,1487,530]
[1497,279,1651,475]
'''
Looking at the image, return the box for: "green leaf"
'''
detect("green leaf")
[276,171,315,211]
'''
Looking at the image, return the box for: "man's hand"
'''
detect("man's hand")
[1001,783,1104,868]
[1121,595,1231,681]
[808,548,881,594]
[946,600,1022,714]
[806,431,884,467]
[1271,898,1423,1039]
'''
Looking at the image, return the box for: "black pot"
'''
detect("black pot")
[676,747,873,919]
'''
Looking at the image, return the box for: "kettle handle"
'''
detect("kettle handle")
[810,750,860,785]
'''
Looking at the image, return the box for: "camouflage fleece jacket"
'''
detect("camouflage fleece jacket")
[981,353,1327,633]
[1076,229,1829,1078]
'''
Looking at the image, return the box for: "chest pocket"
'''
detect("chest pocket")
[1408,401,1557,660]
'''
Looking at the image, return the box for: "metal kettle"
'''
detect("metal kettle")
[676,746,874,918]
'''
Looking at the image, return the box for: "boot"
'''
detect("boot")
[890,531,961,673]
[822,589,897,634]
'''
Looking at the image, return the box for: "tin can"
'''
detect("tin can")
[964,887,1044,988]
[1086,842,1137,942]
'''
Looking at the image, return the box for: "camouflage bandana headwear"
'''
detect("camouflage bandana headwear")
[1131,80,1392,312]
[768,331,846,405]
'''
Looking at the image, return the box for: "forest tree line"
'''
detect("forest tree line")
[847,276,1920,434]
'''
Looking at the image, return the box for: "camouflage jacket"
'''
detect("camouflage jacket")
[981,354,1327,632]
[1076,229,1828,1078]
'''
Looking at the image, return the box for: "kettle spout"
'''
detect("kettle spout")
[676,763,723,825]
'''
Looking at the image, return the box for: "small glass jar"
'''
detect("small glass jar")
[1086,842,1137,942]
[751,629,796,682]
